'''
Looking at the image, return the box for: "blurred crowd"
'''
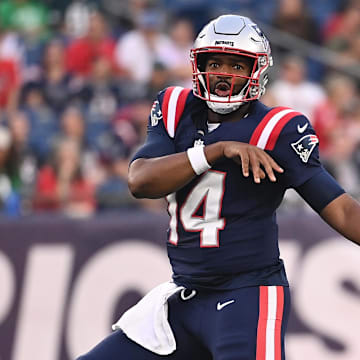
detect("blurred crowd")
[0,0,360,217]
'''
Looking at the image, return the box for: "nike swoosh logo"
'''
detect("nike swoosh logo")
[216,300,235,311]
[297,123,308,133]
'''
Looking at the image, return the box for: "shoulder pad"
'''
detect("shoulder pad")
[250,107,302,150]
[160,86,191,138]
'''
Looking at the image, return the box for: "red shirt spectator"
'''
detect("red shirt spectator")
[312,74,357,157]
[0,59,20,109]
[66,37,115,76]
[33,138,95,215]
[312,100,341,154]
[66,10,116,76]
[34,165,95,211]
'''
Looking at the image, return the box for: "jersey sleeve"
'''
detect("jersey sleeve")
[295,168,345,213]
[269,114,322,188]
[131,91,176,162]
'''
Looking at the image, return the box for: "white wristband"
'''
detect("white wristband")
[187,146,211,175]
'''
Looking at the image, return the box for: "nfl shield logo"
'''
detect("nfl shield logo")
[291,134,319,163]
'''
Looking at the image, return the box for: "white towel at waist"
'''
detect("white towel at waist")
[112,281,184,355]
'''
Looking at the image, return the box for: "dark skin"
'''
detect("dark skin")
[205,53,254,123]
[128,53,360,245]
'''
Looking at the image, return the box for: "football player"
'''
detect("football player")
[77,14,360,360]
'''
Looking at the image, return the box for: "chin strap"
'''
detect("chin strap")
[206,100,243,114]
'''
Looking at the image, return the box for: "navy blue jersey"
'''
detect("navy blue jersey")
[132,87,342,290]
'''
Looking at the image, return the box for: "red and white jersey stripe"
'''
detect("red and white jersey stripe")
[256,286,284,360]
[250,107,302,150]
[161,86,191,138]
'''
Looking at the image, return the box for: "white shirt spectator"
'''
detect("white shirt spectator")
[266,55,325,119]
[269,79,325,118]
[115,29,174,85]
[0,32,24,62]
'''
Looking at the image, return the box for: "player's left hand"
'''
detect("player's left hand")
[221,141,284,183]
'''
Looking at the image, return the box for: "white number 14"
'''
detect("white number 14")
[167,170,226,247]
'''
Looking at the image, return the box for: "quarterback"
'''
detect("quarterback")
[77,14,360,360]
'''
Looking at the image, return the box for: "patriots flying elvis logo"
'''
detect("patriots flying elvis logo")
[291,134,319,163]
[150,100,162,126]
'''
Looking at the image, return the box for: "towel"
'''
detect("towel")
[112,281,184,355]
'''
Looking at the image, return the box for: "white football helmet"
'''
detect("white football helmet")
[190,14,273,114]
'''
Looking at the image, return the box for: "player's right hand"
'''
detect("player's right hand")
[221,141,284,183]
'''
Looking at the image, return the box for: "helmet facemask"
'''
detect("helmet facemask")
[191,47,270,114]
[190,15,273,114]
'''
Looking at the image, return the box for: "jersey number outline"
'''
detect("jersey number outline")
[166,170,226,247]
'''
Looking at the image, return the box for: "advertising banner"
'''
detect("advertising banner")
[0,210,359,360]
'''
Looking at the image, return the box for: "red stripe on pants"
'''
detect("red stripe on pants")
[256,286,268,360]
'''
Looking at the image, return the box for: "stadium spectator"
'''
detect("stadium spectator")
[0,0,51,82]
[32,137,95,216]
[323,0,360,50]
[112,98,152,151]
[331,100,360,195]
[0,28,24,65]
[0,29,22,112]
[38,40,79,112]
[145,62,173,102]
[64,1,91,39]
[58,106,86,145]
[0,0,49,37]
[312,74,358,176]
[331,31,360,81]
[264,55,326,118]
[0,57,20,112]
[95,133,137,211]
[66,10,116,77]
[99,0,156,33]
[270,0,324,80]
[0,125,22,215]
[20,82,58,165]
[139,17,195,99]
[114,9,174,95]
[160,17,194,88]
[56,105,104,187]
[272,0,320,44]
[75,55,122,118]
[6,111,37,213]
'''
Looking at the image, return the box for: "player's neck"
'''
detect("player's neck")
[207,102,251,123]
